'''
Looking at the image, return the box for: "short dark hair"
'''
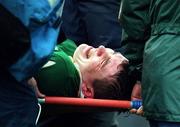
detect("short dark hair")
[92,65,135,100]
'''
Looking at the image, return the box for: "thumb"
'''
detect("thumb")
[34,84,45,98]
[28,77,46,98]
[131,81,142,100]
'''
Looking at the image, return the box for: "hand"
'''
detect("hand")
[130,105,143,115]
[131,81,142,100]
[130,81,144,115]
[28,77,45,98]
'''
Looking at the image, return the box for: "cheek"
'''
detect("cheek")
[89,57,101,65]
[85,59,101,74]
[86,62,98,73]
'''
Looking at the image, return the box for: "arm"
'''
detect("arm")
[119,0,151,81]
[119,0,150,115]
[1,0,64,82]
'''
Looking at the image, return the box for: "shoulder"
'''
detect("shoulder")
[56,39,77,56]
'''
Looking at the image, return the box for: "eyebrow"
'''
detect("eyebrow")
[101,51,122,69]
[101,52,119,68]
[101,57,110,69]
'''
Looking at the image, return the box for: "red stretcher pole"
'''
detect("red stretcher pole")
[38,97,141,109]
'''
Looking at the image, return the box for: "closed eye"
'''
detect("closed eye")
[101,57,111,68]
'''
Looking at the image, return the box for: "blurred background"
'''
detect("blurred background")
[118,113,150,127]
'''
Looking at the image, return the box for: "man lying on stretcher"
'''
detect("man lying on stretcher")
[29,39,136,100]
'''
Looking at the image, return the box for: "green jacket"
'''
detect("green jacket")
[35,39,80,97]
[120,0,180,122]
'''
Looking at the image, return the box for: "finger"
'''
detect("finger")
[36,90,46,98]
[136,106,144,115]
[27,77,34,85]
[131,82,142,100]
[129,109,137,114]
[34,85,45,98]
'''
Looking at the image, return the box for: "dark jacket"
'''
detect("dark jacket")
[120,0,180,122]
[61,0,122,50]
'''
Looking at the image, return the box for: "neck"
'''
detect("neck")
[73,62,85,98]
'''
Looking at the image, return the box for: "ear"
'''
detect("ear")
[81,82,94,98]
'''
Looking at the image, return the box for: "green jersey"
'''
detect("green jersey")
[35,39,81,97]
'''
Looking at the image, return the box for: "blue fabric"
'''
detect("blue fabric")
[149,120,180,127]
[0,0,64,81]
[0,0,61,27]
[0,1,64,126]
[0,72,39,127]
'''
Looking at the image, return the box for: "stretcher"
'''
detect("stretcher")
[38,97,142,113]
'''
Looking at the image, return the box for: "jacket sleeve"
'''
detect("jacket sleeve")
[119,0,151,81]
[0,0,65,82]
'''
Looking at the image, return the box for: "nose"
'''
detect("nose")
[99,45,105,48]
[97,45,106,57]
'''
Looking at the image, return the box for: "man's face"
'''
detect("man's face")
[73,44,129,82]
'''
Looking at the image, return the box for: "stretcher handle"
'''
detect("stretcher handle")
[38,97,142,109]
